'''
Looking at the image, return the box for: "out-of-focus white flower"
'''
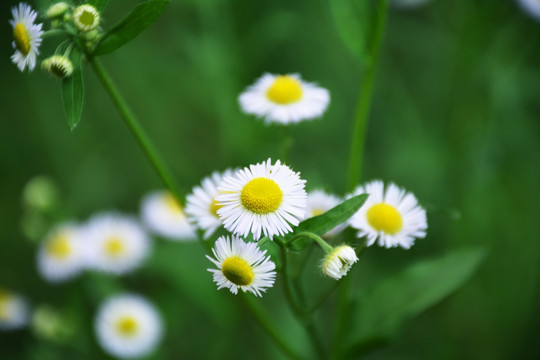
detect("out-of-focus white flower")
[0,288,29,330]
[9,3,43,71]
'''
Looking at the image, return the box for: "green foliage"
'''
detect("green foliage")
[87,0,109,12]
[61,48,84,131]
[329,0,372,60]
[258,236,282,269]
[345,248,487,357]
[286,194,368,251]
[93,0,170,56]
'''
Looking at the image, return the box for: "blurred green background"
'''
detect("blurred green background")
[1,0,540,359]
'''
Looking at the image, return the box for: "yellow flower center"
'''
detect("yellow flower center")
[116,316,139,337]
[163,193,183,215]
[79,10,96,27]
[312,208,325,217]
[209,197,223,217]
[222,256,254,286]
[104,237,125,257]
[0,290,12,319]
[46,234,72,259]
[13,23,30,56]
[366,203,403,235]
[241,178,283,214]
[266,76,303,104]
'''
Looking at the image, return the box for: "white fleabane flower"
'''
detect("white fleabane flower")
[185,169,234,239]
[207,235,276,297]
[73,4,100,32]
[349,180,427,249]
[322,245,358,280]
[239,73,330,124]
[141,191,196,241]
[305,190,346,238]
[216,158,307,240]
[85,213,150,275]
[37,223,86,283]
[95,294,163,359]
[0,289,29,330]
[518,0,540,20]
[9,3,43,71]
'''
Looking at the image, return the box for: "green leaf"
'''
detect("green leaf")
[285,194,368,251]
[93,0,170,56]
[329,0,372,60]
[345,248,487,357]
[87,0,109,12]
[258,237,282,270]
[61,49,84,131]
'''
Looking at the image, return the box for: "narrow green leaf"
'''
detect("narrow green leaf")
[61,49,84,131]
[285,194,368,251]
[87,0,109,12]
[93,0,170,56]
[329,0,372,60]
[345,248,487,357]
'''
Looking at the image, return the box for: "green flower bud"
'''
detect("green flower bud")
[46,2,70,19]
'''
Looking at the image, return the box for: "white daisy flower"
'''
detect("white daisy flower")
[141,191,196,241]
[0,289,29,330]
[95,294,163,359]
[239,73,330,124]
[85,213,151,275]
[518,0,540,20]
[207,235,276,297]
[305,190,346,238]
[391,0,434,8]
[349,180,427,249]
[37,223,86,283]
[322,245,359,280]
[185,169,235,239]
[216,158,307,240]
[9,3,44,71]
[73,4,100,32]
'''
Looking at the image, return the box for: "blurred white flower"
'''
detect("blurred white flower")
[95,294,163,359]
[518,0,540,20]
[305,190,346,238]
[349,180,427,249]
[0,288,29,330]
[9,2,43,71]
[85,213,150,275]
[216,158,307,240]
[207,235,276,297]
[141,191,196,241]
[239,73,330,124]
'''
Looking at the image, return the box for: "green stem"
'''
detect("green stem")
[42,29,67,39]
[89,57,185,204]
[280,125,293,163]
[241,295,304,360]
[345,0,390,192]
[288,232,333,254]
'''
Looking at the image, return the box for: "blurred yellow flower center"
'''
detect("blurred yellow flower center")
[366,203,403,235]
[222,256,254,286]
[104,237,125,257]
[0,290,12,319]
[266,76,303,104]
[163,193,183,215]
[46,234,72,259]
[312,208,325,217]
[13,23,30,56]
[79,10,96,26]
[241,178,283,214]
[116,316,139,337]
[209,197,223,217]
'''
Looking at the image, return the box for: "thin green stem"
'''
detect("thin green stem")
[280,125,293,163]
[89,57,185,204]
[288,232,333,254]
[42,29,67,39]
[346,0,390,192]
[241,295,304,360]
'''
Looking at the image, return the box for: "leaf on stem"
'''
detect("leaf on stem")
[329,0,372,61]
[87,0,109,12]
[61,49,84,131]
[286,194,368,251]
[344,247,487,357]
[258,236,282,270]
[93,0,170,56]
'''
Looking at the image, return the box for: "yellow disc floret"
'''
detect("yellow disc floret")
[366,203,403,235]
[46,234,72,259]
[266,76,303,104]
[13,23,30,56]
[241,178,283,214]
[104,237,125,257]
[116,316,139,337]
[209,197,223,217]
[221,256,254,286]
[0,290,12,319]
[73,5,100,32]
[163,192,183,215]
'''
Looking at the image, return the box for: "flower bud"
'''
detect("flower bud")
[322,245,358,280]
[73,4,100,32]
[41,55,73,78]
[46,2,70,19]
